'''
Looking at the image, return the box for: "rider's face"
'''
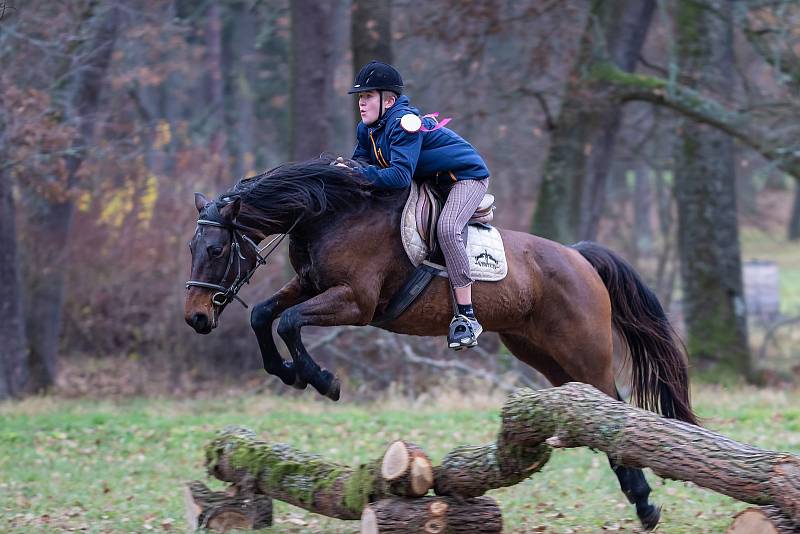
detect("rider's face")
[358,90,394,125]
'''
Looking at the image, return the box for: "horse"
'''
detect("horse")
[184,157,696,530]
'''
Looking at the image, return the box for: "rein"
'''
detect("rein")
[186,202,301,308]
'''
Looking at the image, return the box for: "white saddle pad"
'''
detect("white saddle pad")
[401,181,508,282]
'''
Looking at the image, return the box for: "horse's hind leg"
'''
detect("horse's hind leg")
[499,333,660,531]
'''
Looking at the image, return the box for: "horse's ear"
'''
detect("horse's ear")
[219,197,241,222]
[194,192,209,213]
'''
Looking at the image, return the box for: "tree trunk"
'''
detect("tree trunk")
[727,506,799,534]
[184,480,272,531]
[350,0,392,126]
[200,384,800,530]
[290,0,336,160]
[500,384,800,524]
[0,139,27,399]
[207,0,229,192]
[579,0,656,241]
[789,183,800,241]
[229,0,258,180]
[673,0,750,377]
[532,0,655,243]
[205,428,434,520]
[433,439,550,498]
[361,496,502,534]
[24,4,119,392]
[633,167,654,262]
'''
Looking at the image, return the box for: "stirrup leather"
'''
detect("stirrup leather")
[448,314,482,349]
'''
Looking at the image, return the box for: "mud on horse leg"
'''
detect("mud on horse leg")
[249,276,310,389]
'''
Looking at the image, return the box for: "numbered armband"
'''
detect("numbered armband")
[400,113,422,133]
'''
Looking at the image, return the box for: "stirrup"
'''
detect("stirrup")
[448,314,482,350]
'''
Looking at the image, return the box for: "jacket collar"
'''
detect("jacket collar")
[368,95,415,131]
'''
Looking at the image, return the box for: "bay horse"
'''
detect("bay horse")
[184,157,696,530]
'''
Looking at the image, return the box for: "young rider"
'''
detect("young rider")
[347,60,490,350]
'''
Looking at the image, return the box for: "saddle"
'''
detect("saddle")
[414,181,495,253]
[372,180,507,326]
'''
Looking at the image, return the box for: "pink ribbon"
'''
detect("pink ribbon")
[420,112,452,132]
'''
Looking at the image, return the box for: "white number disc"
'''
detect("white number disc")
[400,113,422,133]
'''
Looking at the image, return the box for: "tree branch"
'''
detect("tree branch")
[591,62,800,180]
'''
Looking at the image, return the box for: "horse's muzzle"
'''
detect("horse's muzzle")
[187,312,213,334]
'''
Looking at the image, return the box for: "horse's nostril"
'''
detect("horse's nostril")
[190,313,209,331]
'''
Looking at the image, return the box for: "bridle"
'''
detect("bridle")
[185,201,300,308]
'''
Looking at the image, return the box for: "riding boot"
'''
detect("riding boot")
[448,314,483,349]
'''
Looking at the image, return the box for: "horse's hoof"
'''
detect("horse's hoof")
[291,376,308,390]
[325,377,341,402]
[638,504,661,531]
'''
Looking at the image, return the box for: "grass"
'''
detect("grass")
[1,385,799,533]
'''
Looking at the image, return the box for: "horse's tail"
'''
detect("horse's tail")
[572,241,697,425]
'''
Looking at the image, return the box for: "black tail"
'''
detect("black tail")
[572,241,697,425]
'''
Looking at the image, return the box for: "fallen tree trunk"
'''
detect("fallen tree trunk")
[360,496,502,534]
[184,480,272,531]
[205,428,434,519]
[433,438,550,497]
[727,506,799,534]
[495,383,800,524]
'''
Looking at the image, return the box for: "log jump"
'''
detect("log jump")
[186,383,800,533]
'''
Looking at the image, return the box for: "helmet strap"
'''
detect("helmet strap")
[378,90,384,122]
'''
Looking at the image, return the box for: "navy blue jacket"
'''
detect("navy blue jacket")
[352,96,489,190]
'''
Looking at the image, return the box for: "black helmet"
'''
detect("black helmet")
[348,60,404,95]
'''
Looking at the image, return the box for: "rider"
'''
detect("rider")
[347,60,490,350]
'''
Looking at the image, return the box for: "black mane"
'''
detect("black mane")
[220,156,398,230]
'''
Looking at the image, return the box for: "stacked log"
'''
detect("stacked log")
[184,480,272,531]
[204,430,439,519]
[361,496,502,534]
[193,383,800,533]
[496,384,800,530]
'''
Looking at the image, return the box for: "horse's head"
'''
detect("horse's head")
[185,192,259,334]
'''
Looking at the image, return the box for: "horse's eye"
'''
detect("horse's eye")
[210,246,224,257]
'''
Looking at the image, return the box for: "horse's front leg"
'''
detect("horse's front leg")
[250,275,311,389]
[276,284,372,401]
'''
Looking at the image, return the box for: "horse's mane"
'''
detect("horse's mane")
[220,156,398,229]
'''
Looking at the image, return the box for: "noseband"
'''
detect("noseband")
[185,201,300,308]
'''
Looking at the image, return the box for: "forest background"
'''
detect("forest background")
[1,0,800,400]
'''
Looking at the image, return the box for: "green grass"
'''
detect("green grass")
[1,385,799,533]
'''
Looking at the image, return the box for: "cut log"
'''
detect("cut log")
[381,440,434,497]
[184,480,272,531]
[497,383,800,524]
[360,496,502,534]
[205,427,434,519]
[433,436,550,497]
[727,506,799,534]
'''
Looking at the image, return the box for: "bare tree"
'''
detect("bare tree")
[289,0,338,160]
[24,4,120,392]
[674,0,750,376]
[532,0,656,243]
[350,0,392,125]
[0,125,28,399]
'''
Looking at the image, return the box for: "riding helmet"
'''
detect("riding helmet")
[348,60,404,95]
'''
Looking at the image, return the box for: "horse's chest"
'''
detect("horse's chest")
[290,242,334,294]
